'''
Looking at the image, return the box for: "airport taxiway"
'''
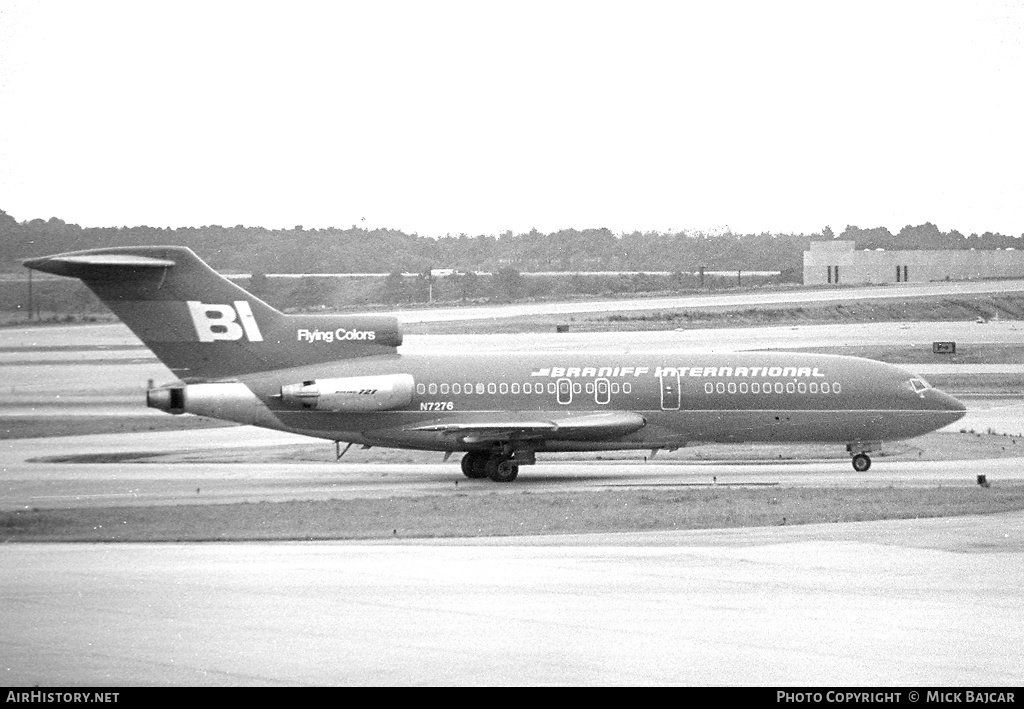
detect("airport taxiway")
[2,421,1024,511]
[2,514,1022,686]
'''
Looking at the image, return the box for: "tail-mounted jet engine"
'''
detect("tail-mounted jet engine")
[147,385,186,414]
[280,373,415,412]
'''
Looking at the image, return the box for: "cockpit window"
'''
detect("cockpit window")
[909,378,930,394]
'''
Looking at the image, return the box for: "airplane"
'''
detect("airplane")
[23,246,967,482]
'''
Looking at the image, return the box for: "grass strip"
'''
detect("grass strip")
[4,485,1023,542]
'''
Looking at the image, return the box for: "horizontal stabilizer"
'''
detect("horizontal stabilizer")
[23,253,176,278]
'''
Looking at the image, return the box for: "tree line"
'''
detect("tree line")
[2,208,1020,276]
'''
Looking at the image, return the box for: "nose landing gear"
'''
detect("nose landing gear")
[846,443,876,472]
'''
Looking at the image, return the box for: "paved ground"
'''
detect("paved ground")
[2,514,1022,686]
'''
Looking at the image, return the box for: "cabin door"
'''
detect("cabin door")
[557,377,573,405]
[660,372,681,410]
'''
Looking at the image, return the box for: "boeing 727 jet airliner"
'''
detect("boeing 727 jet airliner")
[24,246,967,482]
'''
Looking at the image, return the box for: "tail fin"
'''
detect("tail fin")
[23,246,402,380]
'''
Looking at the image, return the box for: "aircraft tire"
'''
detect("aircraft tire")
[851,453,872,472]
[487,457,519,483]
[461,452,489,479]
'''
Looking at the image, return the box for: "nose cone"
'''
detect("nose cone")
[926,388,968,424]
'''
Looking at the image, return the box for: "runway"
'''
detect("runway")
[2,515,1022,686]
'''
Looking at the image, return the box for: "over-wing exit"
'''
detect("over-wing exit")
[24,246,967,482]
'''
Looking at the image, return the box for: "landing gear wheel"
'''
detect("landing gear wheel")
[851,453,872,472]
[486,456,519,483]
[461,452,489,479]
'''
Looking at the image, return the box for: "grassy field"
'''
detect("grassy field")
[4,484,1022,543]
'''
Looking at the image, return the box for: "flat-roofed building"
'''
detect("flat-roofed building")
[803,240,1024,285]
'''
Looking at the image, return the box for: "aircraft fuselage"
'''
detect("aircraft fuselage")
[155,350,965,454]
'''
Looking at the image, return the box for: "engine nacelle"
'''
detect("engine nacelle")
[280,373,415,412]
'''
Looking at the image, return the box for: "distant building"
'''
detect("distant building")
[803,240,1024,285]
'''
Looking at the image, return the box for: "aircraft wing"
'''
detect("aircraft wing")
[409,411,646,444]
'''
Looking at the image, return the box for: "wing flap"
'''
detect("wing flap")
[409,411,646,443]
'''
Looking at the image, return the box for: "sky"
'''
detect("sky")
[1,0,1022,238]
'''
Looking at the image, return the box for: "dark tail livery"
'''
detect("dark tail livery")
[24,246,401,380]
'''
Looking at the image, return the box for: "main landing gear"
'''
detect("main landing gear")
[461,451,521,483]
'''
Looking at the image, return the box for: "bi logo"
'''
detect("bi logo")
[186,301,264,342]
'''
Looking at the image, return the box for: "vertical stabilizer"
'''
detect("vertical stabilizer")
[23,246,402,379]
